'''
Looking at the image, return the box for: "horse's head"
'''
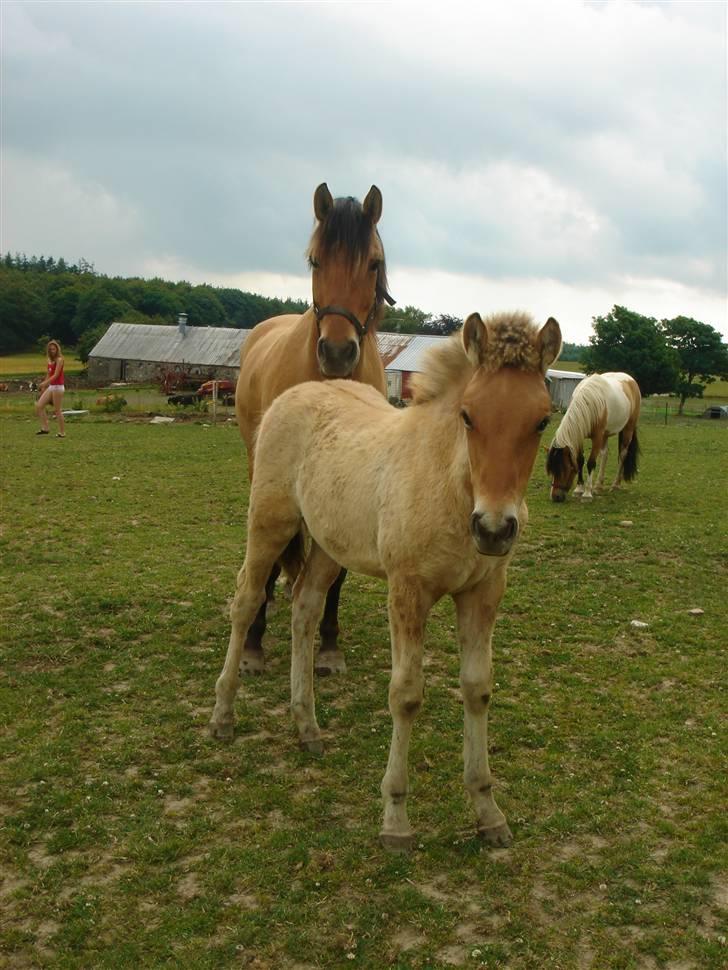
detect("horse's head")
[545,445,578,502]
[460,312,561,556]
[307,183,392,378]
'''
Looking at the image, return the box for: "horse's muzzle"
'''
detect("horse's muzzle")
[550,487,567,503]
[317,338,359,377]
[470,513,519,557]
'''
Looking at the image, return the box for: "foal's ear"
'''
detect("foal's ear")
[362,185,383,224]
[537,317,562,373]
[462,312,487,367]
[314,183,334,221]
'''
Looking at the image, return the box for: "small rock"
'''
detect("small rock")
[630,620,649,629]
[150,415,174,424]
[619,520,634,527]
[687,608,705,616]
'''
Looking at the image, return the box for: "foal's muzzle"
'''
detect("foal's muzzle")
[470,512,519,557]
[317,337,359,377]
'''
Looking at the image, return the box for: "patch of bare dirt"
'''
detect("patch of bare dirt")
[391,926,426,952]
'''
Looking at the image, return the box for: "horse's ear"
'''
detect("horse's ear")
[462,313,487,367]
[537,317,562,373]
[362,185,383,224]
[314,183,334,222]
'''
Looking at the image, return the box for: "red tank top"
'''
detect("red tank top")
[48,359,65,385]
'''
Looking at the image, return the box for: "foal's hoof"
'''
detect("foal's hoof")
[477,822,513,847]
[209,718,234,742]
[315,650,347,677]
[239,651,265,677]
[299,738,324,756]
[379,832,416,853]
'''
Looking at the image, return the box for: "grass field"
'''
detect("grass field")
[1,410,726,969]
[0,353,84,379]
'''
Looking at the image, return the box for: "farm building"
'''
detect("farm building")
[87,317,249,384]
[545,368,586,410]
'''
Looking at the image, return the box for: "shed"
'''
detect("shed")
[384,335,448,399]
[546,368,586,410]
[88,321,248,384]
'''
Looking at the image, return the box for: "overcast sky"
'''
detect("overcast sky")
[2,0,726,341]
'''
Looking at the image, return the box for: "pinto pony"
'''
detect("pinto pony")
[236,183,394,676]
[546,372,641,502]
[211,311,562,849]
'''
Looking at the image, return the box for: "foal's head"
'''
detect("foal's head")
[307,183,391,378]
[459,312,561,556]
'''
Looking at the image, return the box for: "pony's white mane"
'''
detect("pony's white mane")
[411,311,543,404]
[552,374,609,457]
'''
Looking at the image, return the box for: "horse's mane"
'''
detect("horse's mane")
[306,195,389,303]
[411,311,544,404]
[551,374,609,457]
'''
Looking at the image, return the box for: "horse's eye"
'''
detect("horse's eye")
[369,258,381,272]
[308,256,320,270]
[536,416,550,433]
[461,409,473,430]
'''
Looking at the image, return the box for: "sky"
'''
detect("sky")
[2,0,727,342]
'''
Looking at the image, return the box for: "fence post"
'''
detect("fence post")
[665,400,668,426]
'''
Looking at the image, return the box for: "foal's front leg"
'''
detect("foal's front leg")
[380,579,432,851]
[454,570,512,846]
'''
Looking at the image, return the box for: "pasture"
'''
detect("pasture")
[1,409,726,969]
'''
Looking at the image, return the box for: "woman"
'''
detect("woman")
[35,340,66,437]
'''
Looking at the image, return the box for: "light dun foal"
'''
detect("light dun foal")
[211,311,562,849]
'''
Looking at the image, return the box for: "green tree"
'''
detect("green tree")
[583,305,678,395]
[660,316,728,413]
[77,323,111,363]
[0,269,52,352]
[381,304,431,334]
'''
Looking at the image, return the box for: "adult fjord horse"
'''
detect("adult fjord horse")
[546,372,641,501]
[236,182,394,676]
[211,311,562,849]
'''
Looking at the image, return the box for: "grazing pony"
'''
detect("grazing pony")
[211,311,562,849]
[236,183,394,676]
[546,372,641,502]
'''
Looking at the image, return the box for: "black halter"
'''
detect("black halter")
[314,280,396,342]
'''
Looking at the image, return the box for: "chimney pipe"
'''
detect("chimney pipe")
[178,312,188,336]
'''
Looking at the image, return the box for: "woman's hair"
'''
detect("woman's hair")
[47,340,62,359]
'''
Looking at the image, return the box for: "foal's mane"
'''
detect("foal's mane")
[306,196,389,305]
[551,374,609,457]
[411,311,544,405]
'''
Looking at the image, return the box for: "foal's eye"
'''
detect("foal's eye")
[461,410,474,430]
[536,416,550,433]
[308,256,320,270]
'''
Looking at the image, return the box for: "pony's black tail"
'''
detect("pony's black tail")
[621,428,640,481]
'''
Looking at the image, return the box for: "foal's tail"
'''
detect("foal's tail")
[621,428,640,481]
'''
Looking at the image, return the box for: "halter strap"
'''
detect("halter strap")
[314,278,396,342]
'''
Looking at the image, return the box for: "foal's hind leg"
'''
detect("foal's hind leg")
[290,543,341,753]
[454,571,512,846]
[316,568,348,676]
[210,506,300,740]
[238,563,281,676]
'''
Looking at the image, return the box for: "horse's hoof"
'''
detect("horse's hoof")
[315,650,347,677]
[478,822,513,847]
[239,651,265,676]
[581,494,593,502]
[209,719,234,741]
[379,832,416,853]
[299,738,324,756]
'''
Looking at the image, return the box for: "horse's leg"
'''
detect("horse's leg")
[239,563,281,676]
[379,579,431,851]
[210,510,300,740]
[315,568,347,676]
[611,428,632,489]
[582,439,599,499]
[573,451,585,496]
[290,543,341,753]
[454,571,512,846]
[595,441,609,493]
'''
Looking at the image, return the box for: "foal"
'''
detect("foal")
[212,311,561,848]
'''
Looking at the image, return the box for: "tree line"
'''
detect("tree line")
[1,253,726,409]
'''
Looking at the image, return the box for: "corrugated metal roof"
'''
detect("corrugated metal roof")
[547,368,585,380]
[385,335,448,373]
[90,322,248,368]
[375,332,416,367]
